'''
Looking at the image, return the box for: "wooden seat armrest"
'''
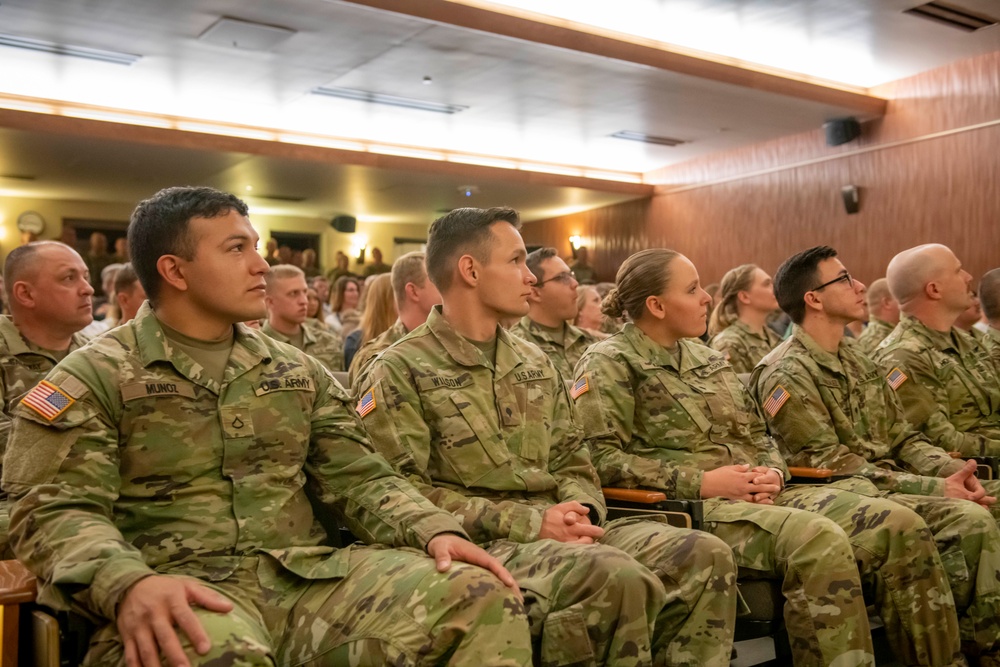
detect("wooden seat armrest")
[0,560,36,605]
[602,488,668,504]
[949,451,963,459]
[786,467,834,479]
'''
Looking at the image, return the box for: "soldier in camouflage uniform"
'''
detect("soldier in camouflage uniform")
[856,278,900,355]
[262,264,345,373]
[348,252,440,391]
[509,247,598,382]
[2,188,533,667]
[752,245,1000,664]
[874,245,1000,457]
[0,241,94,558]
[979,269,1000,374]
[360,208,739,667]
[706,264,783,374]
[575,249,971,666]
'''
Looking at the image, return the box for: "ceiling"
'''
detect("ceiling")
[0,0,998,223]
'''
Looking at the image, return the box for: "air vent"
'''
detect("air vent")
[311,86,468,114]
[611,131,687,147]
[198,17,295,51]
[904,2,999,31]
[0,33,140,65]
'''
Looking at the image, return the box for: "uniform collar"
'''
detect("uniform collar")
[790,325,846,377]
[426,306,523,378]
[0,314,87,360]
[621,322,717,373]
[899,313,963,354]
[262,320,320,347]
[517,316,589,348]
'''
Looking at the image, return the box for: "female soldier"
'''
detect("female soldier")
[707,264,783,373]
[573,248,969,667]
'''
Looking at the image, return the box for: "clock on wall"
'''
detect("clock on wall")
[16,211,46,236]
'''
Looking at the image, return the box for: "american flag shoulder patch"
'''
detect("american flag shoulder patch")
[886,367,908,390]
[356,388,376,418]
[570,375,590,400]
[763,385,790,417]
[22,380,75,421]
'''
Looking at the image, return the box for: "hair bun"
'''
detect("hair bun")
[601,288,625,319]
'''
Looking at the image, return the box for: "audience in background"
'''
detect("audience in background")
[980,268,1000,372]
[706,263,782,374]
[343,273,395,372]
[85,232,115,297]
[113,263,146,325]
[113,236,129,263]
[327,251,352,283]
[856,277,899,354]
[325,275,361,336]
[362,246,391,277]
[310,276,332,318]
[955,289,986,343]
[574,285,609,340]
[264,238,280,266]
[301,248,321,278]
[569,245,596,284]
[262,265,344,372]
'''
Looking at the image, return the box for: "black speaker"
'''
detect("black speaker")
[824,118,861,146]
[330,215,357,233]
[841,185,860,215]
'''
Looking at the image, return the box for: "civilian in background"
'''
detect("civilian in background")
[344,273,395,373]
[311,276,332,318]
[574,285,609,340]
[325,275,361,336]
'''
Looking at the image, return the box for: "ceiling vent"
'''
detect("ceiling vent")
[903,2,1000,31]
[311,86,468,114]
[198,17,296,51]
[611,130,687,147]
[0,33,141,65]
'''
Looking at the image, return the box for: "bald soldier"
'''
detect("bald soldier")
[979,269,1000,373]
[359,207,739,666]
[856,277,900,355]
[2,187,533,667]
[348,251,441,390]
[262,264,345,373]
[874,244,1000,457]
[509,247,597,382]
[752,245,1000,665]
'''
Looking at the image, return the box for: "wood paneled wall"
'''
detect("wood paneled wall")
[524,50,1000,286]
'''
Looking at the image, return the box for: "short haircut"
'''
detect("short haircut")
[265,264,305,293]
[980,268,1000,321]
[113,263,141,295]
[128,186,249,304]
[866,277,892,310]
[390,251,428,305]
[526,247,559,283]
[773,246,838,324]
[425,207,521,291]
[3,242,68,302]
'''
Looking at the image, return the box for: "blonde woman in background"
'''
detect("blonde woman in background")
[707,264,782,374]
[574,285,610,340]
[344,273,396,372]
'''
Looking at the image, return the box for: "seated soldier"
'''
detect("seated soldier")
[751,245,1000,664]
[348,251,441,390]
[262,264,345,372]
[0,241,94,558]
[112,262,147,325]
[856,277,899,354]
[1,187,533,667]
[874,244,1000,456]
[980,268,1000,373]
[956,289,988,343]
[359,207,739,667]
[573,248,979,667]
[509,247,597,382]
[706,263,783,373]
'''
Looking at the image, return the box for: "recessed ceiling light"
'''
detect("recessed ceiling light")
[198,17,296,51]
[311,86,468,114]
[0,33,141,65]
[904,2,1000,31]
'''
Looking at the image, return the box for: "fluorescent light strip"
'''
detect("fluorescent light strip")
[311,86,468,114]
[0,33,141,65]
[611,131,686,147]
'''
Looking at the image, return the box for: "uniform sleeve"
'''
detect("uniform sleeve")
[882,380,966,478]
[574,351,706,499]
[547,374,607,522]
[875,346,999,457]
[305,365,470,550]
[2,368,157,622]
[753,362,946,496]
[358,357,547,544]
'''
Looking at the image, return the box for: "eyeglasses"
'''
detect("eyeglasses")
[809,272,854,292]
[536,270,576,287]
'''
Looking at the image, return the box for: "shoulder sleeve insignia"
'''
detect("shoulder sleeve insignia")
[763,385,790,417]
[570,374,590,400]
[356,387,377,418]
[886,367,908,390]
[22,380,75,421]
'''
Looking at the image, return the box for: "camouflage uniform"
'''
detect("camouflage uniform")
[753,325,1000,660]
[0,315,89,559]
[262,319,344,373]
[707,319,782,375]
[348,318,408,391]
[359,308,739,667]
[982,327,1000,377]
[874,314,1000,457]
[856,318,896,355]
[2,303,532,666]
[575,323,971,666]
[509,316,597,383]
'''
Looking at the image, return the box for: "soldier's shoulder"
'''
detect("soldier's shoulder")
[373,325,435,368]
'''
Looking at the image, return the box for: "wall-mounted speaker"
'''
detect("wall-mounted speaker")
[330,215,357,233]
[824,118,861,146]
[841,185,861,215]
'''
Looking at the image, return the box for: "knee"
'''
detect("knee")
[776,513,854,565]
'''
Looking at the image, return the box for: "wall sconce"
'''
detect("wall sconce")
[569,235,582,260]
[351,236,368,265]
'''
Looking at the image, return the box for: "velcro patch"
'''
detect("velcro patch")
[886,367,908,390]
[122,381,197,401]
[22,380,75,421]
[356,388,376,418]
[763,385,790,417]
[570,375,590,400]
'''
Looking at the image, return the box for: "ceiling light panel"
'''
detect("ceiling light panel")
[903,2,1000,31]
[311,86,468,114]
[0,33,140,65]
[198,17,296,51]
[611,131,687,147]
